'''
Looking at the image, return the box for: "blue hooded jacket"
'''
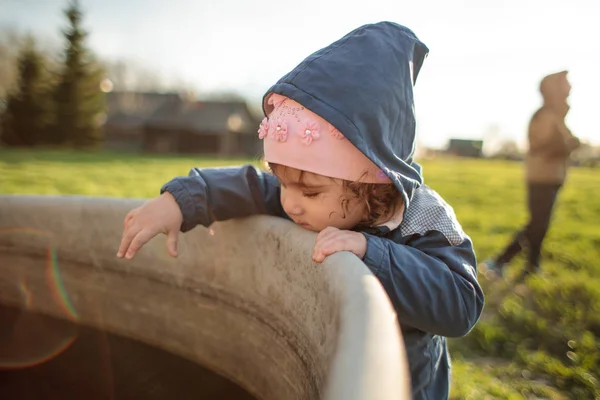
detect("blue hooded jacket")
[162,22,485,400]
[262,22,427,210]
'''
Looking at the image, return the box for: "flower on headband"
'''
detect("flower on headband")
[269,119,288,142]
[268,95,285,110]
[329,124,344,140]
[300,120,320,145]
[257,117,269,139]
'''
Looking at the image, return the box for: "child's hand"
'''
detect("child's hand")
[312,226,367,263]
[117,192,183,260]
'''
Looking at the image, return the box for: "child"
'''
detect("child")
[117,22,484,400]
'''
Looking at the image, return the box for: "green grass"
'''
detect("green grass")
[2,149,599,398]
[0,149,256,198]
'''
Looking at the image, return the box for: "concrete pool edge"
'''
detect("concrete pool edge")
[0,195,410,399]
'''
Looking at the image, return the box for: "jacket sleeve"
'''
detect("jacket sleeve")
[562,127,581,154]
[160,164,286,232]
[361,231,484,338]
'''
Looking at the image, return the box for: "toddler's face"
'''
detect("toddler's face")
[275,166,365,232]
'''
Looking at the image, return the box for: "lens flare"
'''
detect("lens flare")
[0,228,79,370]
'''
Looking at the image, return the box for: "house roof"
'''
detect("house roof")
[105,92,181,129]
[145,99,259,135]
[104,91,260,136]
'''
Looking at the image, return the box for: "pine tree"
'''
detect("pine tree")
[53,0,105,148]
[0,38,51,147]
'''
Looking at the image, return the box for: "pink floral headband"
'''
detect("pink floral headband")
[258,99,344,144]
[260,94,390,184]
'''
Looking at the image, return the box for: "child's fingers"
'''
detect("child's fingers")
[124,228,155,259]
[124,209,137,228]
[117,223,139,258]
[166,229,179,258]
[316,226,339,242]
[313,232,343,263]
[313,227,339,258]
[313,232,330,258]
[313,242,341,263]
[117,210,140,257]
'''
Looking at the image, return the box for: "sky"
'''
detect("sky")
[1,0,599,150]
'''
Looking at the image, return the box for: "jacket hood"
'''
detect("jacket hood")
[540,70,570,116]
[262,21,429,208]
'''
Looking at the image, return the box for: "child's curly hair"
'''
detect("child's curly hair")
[267,162,402,227]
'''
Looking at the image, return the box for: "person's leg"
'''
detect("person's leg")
[481,233,523,279]
[512,182,561,283]
[494,230,525,266]
[487,183,535,273]
[524,183,562,273]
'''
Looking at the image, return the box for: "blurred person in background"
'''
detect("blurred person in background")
[482,71,580,281]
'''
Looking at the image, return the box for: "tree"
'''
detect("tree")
[492,139,523,161]
[52,0,105,148]
[0,28,24,104]
[1,37,52,147]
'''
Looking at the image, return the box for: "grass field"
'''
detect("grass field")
[2,149,599,399]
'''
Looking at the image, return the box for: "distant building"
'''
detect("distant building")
[104,92,180,152]
[446,138,484,158]
[103,92,262,157]
[143,97,261,157]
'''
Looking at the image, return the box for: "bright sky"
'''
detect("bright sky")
[1,0,599,150]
